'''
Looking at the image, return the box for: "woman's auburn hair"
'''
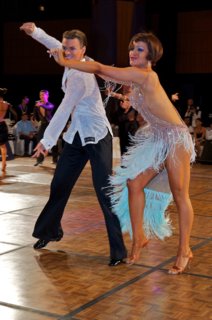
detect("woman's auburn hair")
[128,32,163,66]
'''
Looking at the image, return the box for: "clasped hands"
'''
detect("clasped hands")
[47,48,65,66]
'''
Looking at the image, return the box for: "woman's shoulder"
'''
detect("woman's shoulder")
[141,70,159,92]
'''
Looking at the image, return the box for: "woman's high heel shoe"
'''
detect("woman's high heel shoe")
[127,239,149,265]
[168,250,193,275]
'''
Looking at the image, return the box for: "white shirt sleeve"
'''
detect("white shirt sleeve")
[40,71,86,150]
[31,27,62,49]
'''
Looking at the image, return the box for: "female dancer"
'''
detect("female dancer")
[50,32,196,274]
[0,88,9,172]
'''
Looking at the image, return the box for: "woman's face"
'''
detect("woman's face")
[196,119,202,127]
[129,41,149,68]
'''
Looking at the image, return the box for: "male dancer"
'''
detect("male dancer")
[20,22,127,266]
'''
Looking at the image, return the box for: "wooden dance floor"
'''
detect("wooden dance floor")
[0,156,211,320]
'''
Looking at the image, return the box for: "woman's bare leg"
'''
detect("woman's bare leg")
[166,145,194,273]
[127,168,157,263]
[1,144,7,172]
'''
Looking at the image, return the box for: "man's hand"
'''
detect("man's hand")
[32,142,48,159]
[35,101,43,107]
[171,92,179,102]
[120,99,131,113]
[20,22,36,35]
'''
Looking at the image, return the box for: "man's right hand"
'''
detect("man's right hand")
[19,22,36,35]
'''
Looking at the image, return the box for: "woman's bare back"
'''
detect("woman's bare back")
[140,71,183,126]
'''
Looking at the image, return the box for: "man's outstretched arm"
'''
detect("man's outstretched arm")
[20,22,62,49]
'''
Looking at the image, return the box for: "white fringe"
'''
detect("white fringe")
[109,124,195,240]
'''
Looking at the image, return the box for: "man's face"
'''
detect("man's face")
[23,97,29,104]
[22,114,28,121]
[39,91,49,102]
[62,38,86,61]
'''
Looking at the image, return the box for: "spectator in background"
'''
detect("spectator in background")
[33,89,55,166]
[1,91,18,124]
[170,92,183,116]
[30,113,40,132]
[106,85,139,155]
[14,96,32,122]
[205,121,212,141]
[171,92,179,103]
[194,118,206,158]
[135,113,146,129]
[184,98,202,128]
[15,113,37,156]
[183,116,194,136]
[0,88,9,172]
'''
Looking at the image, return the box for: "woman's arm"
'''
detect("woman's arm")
[50,48,146,85]
[202,127,206,140]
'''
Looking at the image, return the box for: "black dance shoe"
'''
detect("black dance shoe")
[33,232,63,249]
[108,258,125,266]
[34,160,43,167]
[33,239,49,249]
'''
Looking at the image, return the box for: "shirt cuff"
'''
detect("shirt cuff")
[40,138,53,151]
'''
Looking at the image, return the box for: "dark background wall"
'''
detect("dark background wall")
[0,0,212,121]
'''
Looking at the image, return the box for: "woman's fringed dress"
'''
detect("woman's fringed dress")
[109,83,196,240]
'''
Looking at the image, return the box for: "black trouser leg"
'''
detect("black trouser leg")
[32,134,88,240]
[24,139,30,153]
[87,132,127,260]
[51,145,58,163]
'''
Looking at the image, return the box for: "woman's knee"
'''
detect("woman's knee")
[172,186,189,203]
[127,178,144,193]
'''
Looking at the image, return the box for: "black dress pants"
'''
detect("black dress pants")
[32,131,127,260]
